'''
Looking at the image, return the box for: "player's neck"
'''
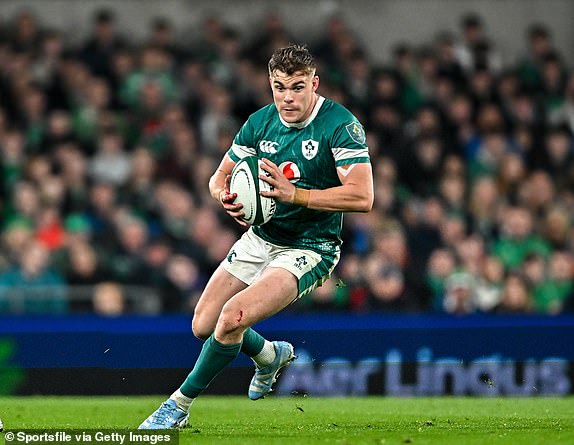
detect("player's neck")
[299,93,319,122]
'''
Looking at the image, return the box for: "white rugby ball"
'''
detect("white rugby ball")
[229,156,276,225]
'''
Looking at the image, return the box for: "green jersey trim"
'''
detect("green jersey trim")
[297,250,340,298]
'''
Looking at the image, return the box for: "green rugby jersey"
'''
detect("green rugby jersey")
[227,96,370,257]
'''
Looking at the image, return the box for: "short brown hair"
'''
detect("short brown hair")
[268,44,316,76]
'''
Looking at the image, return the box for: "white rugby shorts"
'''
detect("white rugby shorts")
[222,228,339,299]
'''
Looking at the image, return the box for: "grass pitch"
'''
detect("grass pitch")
[0,396,573,444]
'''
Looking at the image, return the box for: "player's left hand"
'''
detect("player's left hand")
[259,158,297,204]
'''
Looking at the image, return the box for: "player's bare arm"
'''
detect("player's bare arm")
[208,154,248,226]
[259,158,373,212]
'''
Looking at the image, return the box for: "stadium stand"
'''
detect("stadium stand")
[0,8,573,316]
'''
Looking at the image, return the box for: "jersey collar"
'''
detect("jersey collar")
[278,95,325,129]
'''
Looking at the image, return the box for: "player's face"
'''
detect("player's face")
[270,70,319,123]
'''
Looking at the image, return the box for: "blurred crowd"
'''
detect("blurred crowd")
[0,9,573,316]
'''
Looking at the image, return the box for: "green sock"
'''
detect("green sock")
[240,327,265,357]
[180,335,241,398]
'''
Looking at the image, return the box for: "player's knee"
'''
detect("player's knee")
[216,304,248,336]
[191,315,213,341]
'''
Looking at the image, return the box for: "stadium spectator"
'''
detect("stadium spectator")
[517,23,555,91]
[549,74,574,134]
[540,125,574,189]
[84,182,119,250]
[468,175,499,238]
[543,206,571,250]
[92,281,125,316]
[474,255,504,312]
[79,9,126,82]
[9,10,42,54]
[495,272,533,314]
[442,271,476,314]
[146,17,189,68]
[35,205,66,251]
[160,254,204,312]
[533,251,574,314]
[455,13,502,74]
[426,248,456,304]
[399,134,445,197]
[1,130,26,198]
[65,240,105,286]
[363,254,412,312]
[122,146,157,218]
[107,216,152,284]
[89,129,131,186]
[521,252,546,292]
[72,76,117,147]
[0,240,67,314]
[1,217,34,268]
[492,206,551,270]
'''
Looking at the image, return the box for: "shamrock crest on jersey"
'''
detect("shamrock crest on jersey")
[302,139,319,160]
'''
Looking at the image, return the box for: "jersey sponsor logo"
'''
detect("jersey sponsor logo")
[302,139,319,160]
[279,161,301,183]
[345,122,366,145]
[259,140,278,154]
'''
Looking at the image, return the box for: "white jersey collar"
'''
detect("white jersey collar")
[278,95,325,129]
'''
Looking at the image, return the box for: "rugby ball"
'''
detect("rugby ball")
[229,156,276,225]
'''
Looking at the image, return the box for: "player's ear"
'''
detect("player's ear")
[268,71,275,88]
[312,75,319,92]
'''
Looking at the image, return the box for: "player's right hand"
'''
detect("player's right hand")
[220,175,248,227]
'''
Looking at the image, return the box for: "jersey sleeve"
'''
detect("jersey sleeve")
[330,120,370,167]
[227,118,257,162]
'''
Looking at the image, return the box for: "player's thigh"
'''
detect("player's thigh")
[193,266,248,338]
[271,247,339,299]
[193,229,268,337]
[219,267,298,329]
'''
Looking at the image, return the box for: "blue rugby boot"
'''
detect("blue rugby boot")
[248,341,296,400]
[139,399,189,429]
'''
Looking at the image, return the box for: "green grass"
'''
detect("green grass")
[1,396,573,444]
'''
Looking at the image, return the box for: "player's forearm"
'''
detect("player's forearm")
[209,169,227,203]
[299,184,373,213]
[210,154,236,203]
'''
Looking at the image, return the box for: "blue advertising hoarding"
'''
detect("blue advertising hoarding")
[0,314,573,396]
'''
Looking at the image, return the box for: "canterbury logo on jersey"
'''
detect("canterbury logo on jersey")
[259,140,278,153]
